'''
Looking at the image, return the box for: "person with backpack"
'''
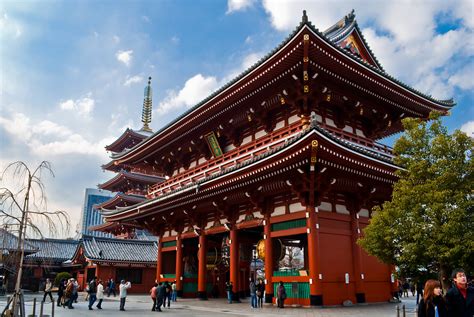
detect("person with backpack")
[64,278,75,309]
[87,276,97,310]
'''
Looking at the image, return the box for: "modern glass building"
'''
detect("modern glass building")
[79,188,114,238]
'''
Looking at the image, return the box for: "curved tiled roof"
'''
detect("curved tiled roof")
[322,10,384,71]
[81,235,157,264]
[0,228,38,253]
[101,116,399,220]
[25,239,78,263]
[109,10,454,164]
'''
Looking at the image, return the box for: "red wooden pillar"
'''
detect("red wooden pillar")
[307,140,323,306]
[197,233,207,299]
[156,239,163,283]
[351,210,366,303]
[229,228,239,300]
[263,215,273,303]
[175,235,183,297]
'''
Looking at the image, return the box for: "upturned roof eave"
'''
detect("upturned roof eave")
[102,122,401,222]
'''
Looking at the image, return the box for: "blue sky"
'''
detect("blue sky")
[1,0,473,237]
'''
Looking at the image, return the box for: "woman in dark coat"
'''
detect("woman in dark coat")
[56,278,66,307]
[417,279,447,317]
[277,281,286,308]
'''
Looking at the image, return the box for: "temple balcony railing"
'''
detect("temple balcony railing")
[319,122,394,157]
[148,120,394,198]
[148,121,305,197]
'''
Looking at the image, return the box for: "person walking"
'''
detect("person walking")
[164,281,172,308]
[417,279,447,317]
[445,268,474,317]
[150,283,158,311]
[42,278,53,303]
[156,282,166,312]
[96,280,104,309]
[72,279,79,303]
[417,280,424,305]
[64,278,74,309]
[277,281,286,308]
[256,279,264,308]
[171,281,177,302]
[119,279,132,311]
[88,276,97,310]
[57,278,65,307]
[226,281,233,304]
[108,278,116,297]
[249,278,257,308]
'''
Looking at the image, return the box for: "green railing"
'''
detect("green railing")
[273,282,309,299]
[162,240,177,248]
[162,273,176,278]
[271,219,306,232]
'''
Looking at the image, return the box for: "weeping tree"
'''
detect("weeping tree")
[0,161,70,315]
[358,112,474,290]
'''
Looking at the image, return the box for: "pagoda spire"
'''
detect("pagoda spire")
[141,77,153,132]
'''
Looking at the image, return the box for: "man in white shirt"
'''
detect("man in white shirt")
[119,280,131,311]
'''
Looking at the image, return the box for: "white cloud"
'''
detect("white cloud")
[115,49,133,66]
[59,95,95,117]
[0,12,22,38]
[156,74,219,115]
[260,0,473,98]
[448,63,474,90]
[112,35,120,44]
[460,121,474,137]
[124,75,144,86]
[227,0,256,14]
[0,111,112,157]
[171,36,180,44]
[59,99,75,110]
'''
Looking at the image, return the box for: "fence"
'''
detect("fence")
[1,293,55,317]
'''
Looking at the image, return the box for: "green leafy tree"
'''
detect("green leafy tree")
[54,272,72,287]
[358,113,473,289]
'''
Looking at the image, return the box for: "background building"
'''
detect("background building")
[79,188,114,238]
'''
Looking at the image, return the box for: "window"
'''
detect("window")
[116,268,142,284]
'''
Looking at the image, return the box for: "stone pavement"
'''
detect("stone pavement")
[1,293,418,317]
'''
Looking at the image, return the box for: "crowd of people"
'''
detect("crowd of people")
[42,276,132,311]
[40,268,473,315]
